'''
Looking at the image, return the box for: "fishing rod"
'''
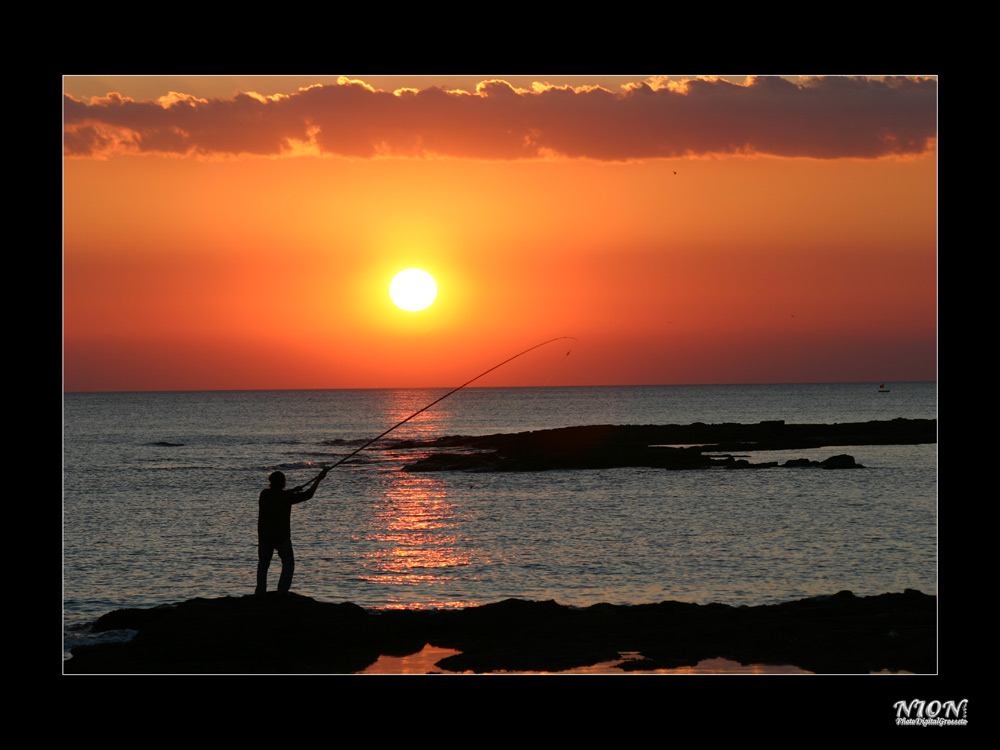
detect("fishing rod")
[299,336,576,487]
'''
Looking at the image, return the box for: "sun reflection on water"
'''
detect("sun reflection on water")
[356,470,472,593]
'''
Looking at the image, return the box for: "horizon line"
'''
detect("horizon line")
[63,380,938,396]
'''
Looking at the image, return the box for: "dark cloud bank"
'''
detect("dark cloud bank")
[64,76,937,161]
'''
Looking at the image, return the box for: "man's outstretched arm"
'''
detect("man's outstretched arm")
[291,467,330,499]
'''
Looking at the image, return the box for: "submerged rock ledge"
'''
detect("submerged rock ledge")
[398,418,936,472]
[65,590,935,674]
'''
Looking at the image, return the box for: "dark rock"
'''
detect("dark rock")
[70,594,380,674]
[65,590,936,675]
[782,454,864,469]
[820,454,864,469]
[400,419,931,472]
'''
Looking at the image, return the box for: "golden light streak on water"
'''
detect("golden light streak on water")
[357,471,472,588]
[359,646,814,674]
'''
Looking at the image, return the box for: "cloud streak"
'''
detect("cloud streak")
[64,76,937,161]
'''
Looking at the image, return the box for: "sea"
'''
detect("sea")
[63,382,937,662]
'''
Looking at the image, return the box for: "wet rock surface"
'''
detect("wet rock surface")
[65,589,935,674]
[398,418,935,472]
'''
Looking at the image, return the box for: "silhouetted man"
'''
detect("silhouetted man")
[256,467,328,596]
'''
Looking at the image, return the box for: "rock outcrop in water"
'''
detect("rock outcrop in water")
[396,418,935,472]
[65,590,935,674]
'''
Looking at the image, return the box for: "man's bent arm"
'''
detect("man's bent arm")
[291,468,330,501]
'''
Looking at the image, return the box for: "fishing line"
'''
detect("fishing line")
[301,336,577,486]
[530,346,573,405]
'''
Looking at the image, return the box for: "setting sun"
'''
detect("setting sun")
[62,75,936,391]
[62,75,938,681]
[390,268,438,312]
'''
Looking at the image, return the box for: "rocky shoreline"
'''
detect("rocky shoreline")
[394,418,936,472]
[64,590,935,674]
[66,419,937,674]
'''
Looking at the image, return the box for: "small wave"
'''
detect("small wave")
[265,455,374,471]
[64,625,137,662]
[145,441,185,447]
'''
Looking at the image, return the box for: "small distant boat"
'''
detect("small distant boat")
[878,383,891,393]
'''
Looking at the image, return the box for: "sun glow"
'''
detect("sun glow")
[63,77,937,392]
[390,268,438,311]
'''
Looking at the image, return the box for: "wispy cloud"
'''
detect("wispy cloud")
[64,76,937,161]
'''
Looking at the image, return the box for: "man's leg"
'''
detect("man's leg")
[256,544,273,595]
[276,538,295,595]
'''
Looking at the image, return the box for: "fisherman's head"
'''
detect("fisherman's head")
[268,471,286,489]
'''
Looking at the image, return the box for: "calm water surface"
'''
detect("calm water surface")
[64,383,937,657]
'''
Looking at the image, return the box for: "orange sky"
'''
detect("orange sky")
[63,75,937,392]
